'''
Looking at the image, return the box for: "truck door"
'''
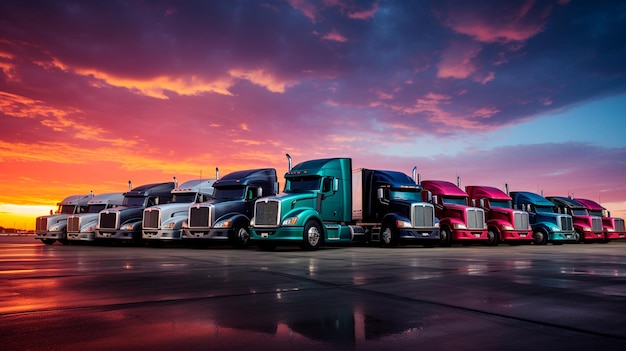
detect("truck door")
[319,177,340,222]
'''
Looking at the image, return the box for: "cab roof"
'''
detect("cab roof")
[420,180,467,197]
[465,185,511,200]
[573,198,604,211]
[509,191,555,207]
[546,196,585,209]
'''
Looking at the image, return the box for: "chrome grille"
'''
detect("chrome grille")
[559,215,573,231]
[615,218,625,232]
[99,212,118,229]
[189,206,211,228]
[254,200,280,226]
[143,209,160,229]
[466,208,485,229]
[36,217,48,231]
[412,204,434,227]
[513,211,529,230]
[67,217,80,232]
[591,217,603,233]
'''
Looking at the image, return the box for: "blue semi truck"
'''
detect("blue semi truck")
[249,155,439,250]
[509,191,576,245]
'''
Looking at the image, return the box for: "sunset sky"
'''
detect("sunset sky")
[1,0,625,230]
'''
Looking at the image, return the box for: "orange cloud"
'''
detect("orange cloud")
[437,41,482,79]
[322,29,348,42]
[347,3,379,19]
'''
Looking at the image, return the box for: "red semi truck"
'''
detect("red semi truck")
[574,198,625,242]
[465,185,533,245]
[420,179,488,246]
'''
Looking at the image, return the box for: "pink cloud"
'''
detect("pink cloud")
[437,40,482,79]
[322,29,348,43]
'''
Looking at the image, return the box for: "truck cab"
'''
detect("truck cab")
[354,168,439,247]
[250,157,354,251]
[142,178,216,243]
[574,198,625,242]
[35,194,93,245]
[66,193,125,242]
[546,196,604,243]
[182,168,278,248]
[95,181,175,243]
[419,180,488,246]
[466,185,532,246]
[509,191,576,244]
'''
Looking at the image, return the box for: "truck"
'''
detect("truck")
[546,196,605,243]
[465,185,533,245]
[66,192,125,242]
[509,191,576,245]
[95,181,176,243]
[419,180,488,246]
[574,197,626,242]
[182,168,278,248]
[142,177,217,243]
[248,155,439,250]
[35,193,93,245]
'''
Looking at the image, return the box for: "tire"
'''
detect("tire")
[574,230,584,244]
[301,220,322,251]
[485,227,499,246]
[532,229,548,245]
[380,224,397,248]
[41,239,56,245]
[439,227,452,246]
[231,222,250,249]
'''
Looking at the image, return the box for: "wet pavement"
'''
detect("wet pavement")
[1,236,626,351]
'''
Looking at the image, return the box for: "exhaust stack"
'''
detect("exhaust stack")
[173,176,178,189]
[411,166,417,183]
[216,167,219,180]
[457,176,461,188]
[286,153,292,171]
[128,180,132,191]
[505,183,509,195]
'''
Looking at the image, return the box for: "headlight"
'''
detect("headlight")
[122,224,134,231]
[50,225,61,231]
[502,225,514,231]
[165,222,175,229]
[214,220,232,228]
[606,228,615,232]
[282,217,298,225]
[454,223,467,230]
[84,226,94,232]
[582,227,591,232]
[395,220,412,228]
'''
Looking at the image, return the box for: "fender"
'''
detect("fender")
[282,208,326,235]
[214,213,251,229]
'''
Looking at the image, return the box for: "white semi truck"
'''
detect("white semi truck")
[66,193,125,242]
[35,193,93,245]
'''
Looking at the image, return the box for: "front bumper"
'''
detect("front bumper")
[142,229,182,240]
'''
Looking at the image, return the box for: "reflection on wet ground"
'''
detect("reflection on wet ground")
[1,237,626,350]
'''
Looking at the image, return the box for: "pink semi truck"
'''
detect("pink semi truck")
[574,198,625,242]
[465,185,533,246]
[420,179,488,246]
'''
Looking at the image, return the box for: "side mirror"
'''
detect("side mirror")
[257,188,263,197]
[333,178,339,192]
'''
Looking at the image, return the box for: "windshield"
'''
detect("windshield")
[213,186,245,201]
[571,208,587,216]
[87,204,107,213]
[535,205,555,213]
[441,196,467,206]
[389,189,422,202]
[172,193,197,203]
[58,205,77,214]
[490,199,512,209]
[589,210,603,217]
[124,196,147,207]
[286,176,321,192]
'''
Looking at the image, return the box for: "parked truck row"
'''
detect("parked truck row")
[35,155,625,250]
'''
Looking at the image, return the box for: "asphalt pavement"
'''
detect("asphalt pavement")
[1,236,625,350]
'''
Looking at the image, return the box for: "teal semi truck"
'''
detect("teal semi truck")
[249,156,439,250]
[509,191,576,245]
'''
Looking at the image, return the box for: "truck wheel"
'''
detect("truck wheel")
[439,227,452,246]
[41,239,56,245]
[380,225,397,248]
[301,221,322,250]
[486,228,499,246]
[231,222,250,249]
[574,230,584,244]
[532,229,548,245]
